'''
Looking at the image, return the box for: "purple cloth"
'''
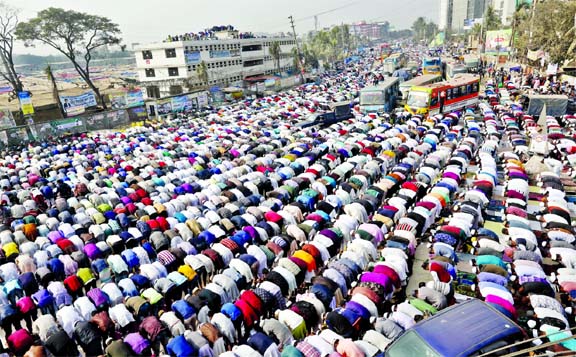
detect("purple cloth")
[124,332,150,354]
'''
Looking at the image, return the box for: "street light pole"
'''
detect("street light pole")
[289,15,306,84]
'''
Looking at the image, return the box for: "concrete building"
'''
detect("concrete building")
[439,0,453,30]
[451,0,470,32]
[134,30,296,99]
[350,21,388,40]
[492,0,526,26]
[439,0,491,31]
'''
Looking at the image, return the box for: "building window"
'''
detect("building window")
[168,67,179,76]
[165,48,177,58]
[146,86,160,98]
[145,68,155,77]
[142,50,153,60]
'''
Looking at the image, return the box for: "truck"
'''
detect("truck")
[295,101,353,128]
[385,299,526,357]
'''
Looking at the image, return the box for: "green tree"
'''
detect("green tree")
[470,23,482,41]
[16,7,121,109]
[509,1,531,52]
[425,22,438,42]
[269,41,281,75]
[412,17,427,41]
[0,2,24,99]
[485,5,502,31]
[196,61,209,87]
[514,0,576,65]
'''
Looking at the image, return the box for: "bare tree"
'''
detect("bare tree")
[0,2,24,100]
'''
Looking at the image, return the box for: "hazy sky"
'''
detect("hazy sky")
[9,0,438,55]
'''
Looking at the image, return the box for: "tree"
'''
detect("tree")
[269,41,281,75]
[425,22,438,42]
[484,5,501,31]
[509,1,531,53]
[16,8,121,109]
[412,17,427,41]
[514,0,576,65]
[44,65,66,118]
[470,23,482,41]
[0,2,23,100]
[196,61,209,87]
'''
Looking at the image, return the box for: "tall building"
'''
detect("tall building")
[134,29,296,99]
[492,0,530,26]
[439,0,492,31]
[451,0,470,32]
[439,0,453,29]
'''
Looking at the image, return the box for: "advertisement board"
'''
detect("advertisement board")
[157,99,173,116]
[60,91,98,116]
[485,29,512,55]
[185,51,201,64]
[209,50,230,59]
[18,92,34,115]
[171,95,193,112]
[109,89,145,109]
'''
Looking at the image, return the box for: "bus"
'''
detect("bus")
[385,300,526,357]
[399,74,442,102]
[463,54,480,73]
[383,53,406,74]
[405,74,480,116]
[422,57,442,76]
[445,61,468,80]
[360,77,400,114]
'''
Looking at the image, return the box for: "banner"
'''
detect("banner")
[209,50,230,59]
[109,89,145,109]
[197,93,209,107]
[60,91,98,116]
[527,49,545,61]
[156,99,172,116]
[185,51,201,64]
[18,92,34,115]
[127,106,148,121]
[171,95,193,112]
[485,29,512,55]
[0,109,15,130]
[546,63,558,76]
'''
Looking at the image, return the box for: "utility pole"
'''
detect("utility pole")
[289,15,305,84]
[314,15,319,32]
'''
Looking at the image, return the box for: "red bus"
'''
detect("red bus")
[405,74,480,116]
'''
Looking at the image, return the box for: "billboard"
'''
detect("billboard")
[209,50,230,59]
[109,89,145,109]
[485,29,512,55]
[60,91,98,116]
[156,99,173,116]
[18,91,34,115]
[185,51,201,64]
[171,95,193,112]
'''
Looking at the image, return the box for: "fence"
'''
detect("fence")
[0,108,135,148]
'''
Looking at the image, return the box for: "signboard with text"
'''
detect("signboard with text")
[60,91,98,116]
[18,92,34,115]
[185,51,201,64]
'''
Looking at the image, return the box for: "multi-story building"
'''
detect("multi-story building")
[439,0,496,31]
[350,21,388,40]
[134,30,296,99]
